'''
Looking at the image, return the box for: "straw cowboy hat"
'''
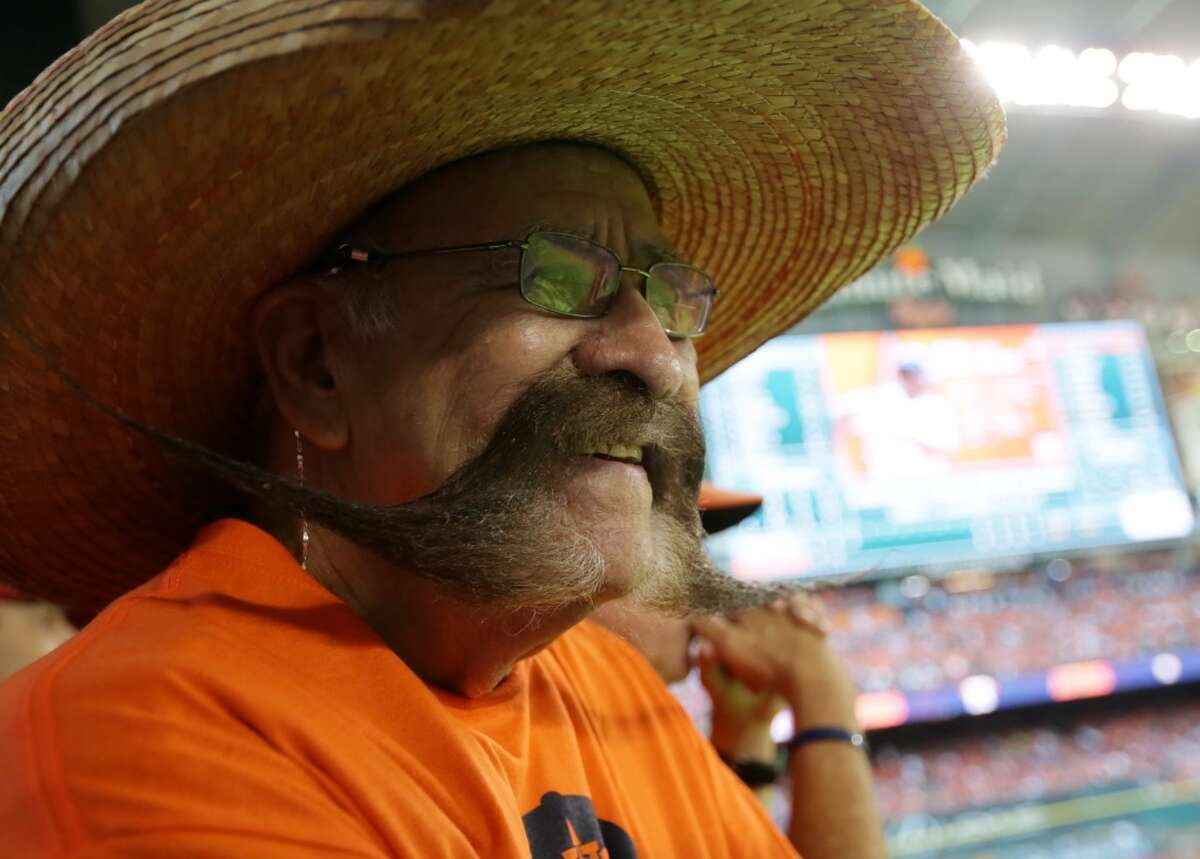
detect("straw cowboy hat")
[0,0,1005,612]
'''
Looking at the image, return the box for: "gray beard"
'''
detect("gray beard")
[131,366,792,615]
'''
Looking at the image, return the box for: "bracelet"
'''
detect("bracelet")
[788,727,868,753]
[717,728,868,788]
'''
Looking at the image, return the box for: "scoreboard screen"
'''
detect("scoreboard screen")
[701,321,1196,582]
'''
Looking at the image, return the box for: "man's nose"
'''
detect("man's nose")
[570,280,687,400]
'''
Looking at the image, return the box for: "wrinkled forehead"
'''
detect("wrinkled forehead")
[344,141,664,254]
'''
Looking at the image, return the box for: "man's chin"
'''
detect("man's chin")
[577,527,659,602]
[585,560,642,607]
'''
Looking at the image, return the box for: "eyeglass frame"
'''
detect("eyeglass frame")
[311,230,720,339]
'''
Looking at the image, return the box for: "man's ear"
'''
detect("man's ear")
[251,281,349,451]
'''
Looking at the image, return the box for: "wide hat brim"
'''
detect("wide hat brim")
[0,0,1004,611]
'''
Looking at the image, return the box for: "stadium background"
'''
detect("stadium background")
[4,2,1199,856]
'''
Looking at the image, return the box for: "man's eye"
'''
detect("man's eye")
[488,253,521,279]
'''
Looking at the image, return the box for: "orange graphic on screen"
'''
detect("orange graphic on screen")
[823,326,1068,479]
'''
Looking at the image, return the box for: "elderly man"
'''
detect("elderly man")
[0,1,1003,857]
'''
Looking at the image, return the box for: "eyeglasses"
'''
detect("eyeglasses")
[316,230,719,339]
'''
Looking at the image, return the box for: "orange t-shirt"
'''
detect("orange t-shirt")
[0,519,797,858]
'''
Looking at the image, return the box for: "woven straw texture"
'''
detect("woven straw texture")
[0,0,1005,610]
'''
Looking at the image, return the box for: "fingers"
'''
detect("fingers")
[690,615,774,691]
[698,636,784,724]
[783,592,830,635]
[696,638,732,694]
[716,592,830,635]
[690,614,737,646]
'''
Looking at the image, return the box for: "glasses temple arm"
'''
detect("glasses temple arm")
[330,239,525,266]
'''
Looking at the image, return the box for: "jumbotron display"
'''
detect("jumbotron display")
[701,321,1196,582]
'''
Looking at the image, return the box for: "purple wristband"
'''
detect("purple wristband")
[788,727,868,752]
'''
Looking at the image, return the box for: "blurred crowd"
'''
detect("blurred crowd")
[822,552,1200,694]
[872,699,1200,820]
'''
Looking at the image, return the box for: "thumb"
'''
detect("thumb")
[691,616,774,692]
[696,637,731,695]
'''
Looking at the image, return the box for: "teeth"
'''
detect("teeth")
[582,443,644,464]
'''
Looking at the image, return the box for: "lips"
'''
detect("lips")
[579,443,644,465]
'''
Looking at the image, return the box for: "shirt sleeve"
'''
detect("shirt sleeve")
[0,648,471,859]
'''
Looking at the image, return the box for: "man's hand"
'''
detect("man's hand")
[694,593,887,859]
[697,647,784,762]
[692,593,858,731]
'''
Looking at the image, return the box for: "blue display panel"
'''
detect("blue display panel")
[701,321,1196,582]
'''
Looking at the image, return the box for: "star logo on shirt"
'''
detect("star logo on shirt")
[561,817,608,859]
[523,791,638,859]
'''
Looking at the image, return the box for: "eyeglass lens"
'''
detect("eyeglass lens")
[519,232,714,336]
[520,232,621,318]
[646,262,715,337]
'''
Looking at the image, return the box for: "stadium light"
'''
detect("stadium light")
[961,40,1199,119]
